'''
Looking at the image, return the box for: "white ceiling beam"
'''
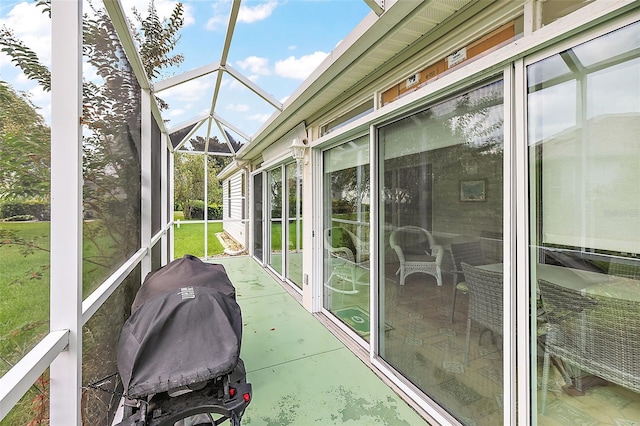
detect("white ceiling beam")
[210,0,242,114]
[224,64,283,111]
[212,112,252,142]
[220,0,241,67]
[167,113,210,135]
[173,118,207,152]
[154,62,221,92]
[363,0,384,16]
[103,0,168,136]
[213,118,236,154]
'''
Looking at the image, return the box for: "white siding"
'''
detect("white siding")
[223,170,246,247]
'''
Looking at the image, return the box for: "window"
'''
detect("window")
[323,136,371,339]
[378,80,504,424]
[528,21,640,422]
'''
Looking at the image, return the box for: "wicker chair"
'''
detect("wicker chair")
[324,227,369,294]
[608,259,640,280]
[461,263,503,365]
[389,226,443,286]
[449,241,489,323]
[538,279,640,413]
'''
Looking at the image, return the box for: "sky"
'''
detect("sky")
[0,0,372,140]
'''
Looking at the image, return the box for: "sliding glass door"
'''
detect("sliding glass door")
[323,136,371,340]
[286,161,303,288]
[528,22,640,424]
[267,167,283,275]
[265,162,303,287]
[252,172,263,261]
[378,80,505,424]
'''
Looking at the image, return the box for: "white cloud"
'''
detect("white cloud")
[206,0,277,30]
[238,1,278,24]
[206,14,226,31]
[161,76,214,102]
[205,0,231,31]
[248,113,271,123]
[169,108,184,117]
[227,103,249,112]
[288,45,297,51]
[126,0,195,27]
[28,85,50,122]
[275,51,328,80]
[83,62,101,84]
[0,2,51,67]
[14,72,30,85]
[236,56,270,76]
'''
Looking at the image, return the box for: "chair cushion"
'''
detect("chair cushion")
[456,282,468,292]
[404,243,430,255]
[405,253,436,262]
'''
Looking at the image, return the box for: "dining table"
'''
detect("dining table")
[479,262,640,302]
[479,261,640,395]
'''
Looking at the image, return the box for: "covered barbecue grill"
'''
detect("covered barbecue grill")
[115,255,252,426]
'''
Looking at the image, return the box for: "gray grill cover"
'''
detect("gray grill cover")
[117,255,242,398]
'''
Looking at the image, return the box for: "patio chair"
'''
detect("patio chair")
[324,227,369,294]
[389,226,443,286]
[608,259,640,280]
[449,241,489,323]
[480,230,503,263]
[537,279,640,413]
[461,263,503,365]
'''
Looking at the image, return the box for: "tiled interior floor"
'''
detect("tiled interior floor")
[324,262,640,426]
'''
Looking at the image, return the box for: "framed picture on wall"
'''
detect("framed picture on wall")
[460,180,486,202]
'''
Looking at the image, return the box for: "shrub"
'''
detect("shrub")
[3,214,35,222]
[0,199,50,221]
[189,200,223,220]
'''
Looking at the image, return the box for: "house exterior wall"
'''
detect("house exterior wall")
[222,170,246,248]
[242,1,640,425]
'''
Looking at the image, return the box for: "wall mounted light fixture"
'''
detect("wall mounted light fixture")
[290,137,308,164]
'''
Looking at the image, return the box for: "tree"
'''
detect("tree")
[173,138,232,220]
[0,82,51,199]
[0,3,187,425]
[0,0,185,205]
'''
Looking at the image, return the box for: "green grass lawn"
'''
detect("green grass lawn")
[0,222,51,425]
[173,221,224,259]
[0,219,231,424]
[0,222,51,363]
[0,219,227,367]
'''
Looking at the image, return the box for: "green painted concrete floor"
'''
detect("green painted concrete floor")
[211,256,431,426]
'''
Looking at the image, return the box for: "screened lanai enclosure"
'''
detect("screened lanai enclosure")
[2,1,640,426]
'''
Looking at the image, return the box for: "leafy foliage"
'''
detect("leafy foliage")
[0,82,51,199]
[173,147,231,219]
[132,1,185,80]
[0,29,51,91]
[0,2,187,425]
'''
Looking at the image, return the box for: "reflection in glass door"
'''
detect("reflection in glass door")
[378,81,504,424]
[267,167,283,275]
[323,136,371,341]
[286,161,303,288]
[252,172,263,261]
[528,22,640,424]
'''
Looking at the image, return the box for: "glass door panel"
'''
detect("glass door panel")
[286,161,303,288]
[323,136,371,340]
[528,22,640,424]
[253,172,263,261]
[378,80,505,424]
[267,167,283,275]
